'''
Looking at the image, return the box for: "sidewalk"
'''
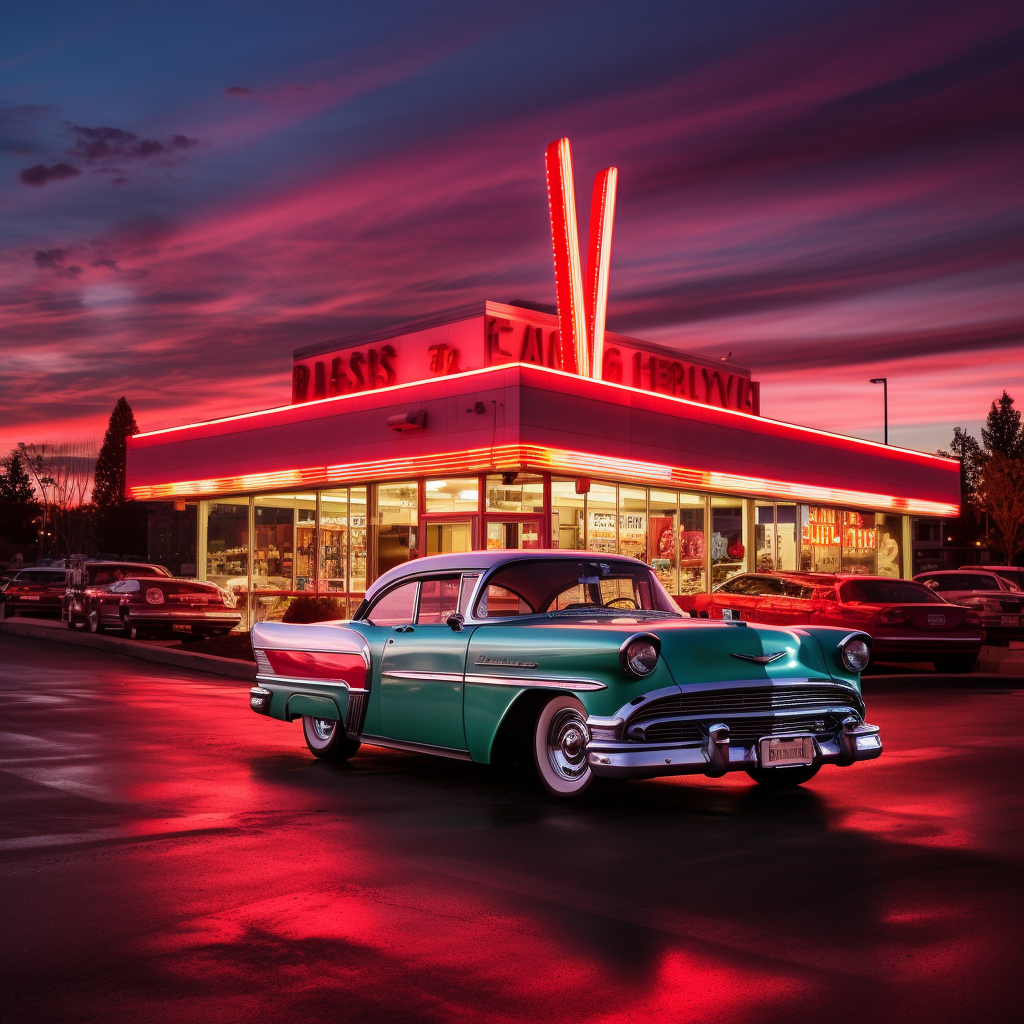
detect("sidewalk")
[0,615,255,681]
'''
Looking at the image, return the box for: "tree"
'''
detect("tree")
[18,441,95,558]
[975,453,1024,564]
[93,397,139,508]
[93,398,146,557]
[938,427,985,508]
[0,450,41,545]
[981,390,1023,459]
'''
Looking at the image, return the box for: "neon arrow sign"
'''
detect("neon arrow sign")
[544,138,617,380]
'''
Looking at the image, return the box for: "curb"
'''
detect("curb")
[0,618,255,681]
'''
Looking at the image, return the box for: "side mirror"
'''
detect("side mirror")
[446,612,465,632]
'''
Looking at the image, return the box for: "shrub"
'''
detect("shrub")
[281,595,345,624]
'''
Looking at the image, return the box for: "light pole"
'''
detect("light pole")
[869,377,888,444]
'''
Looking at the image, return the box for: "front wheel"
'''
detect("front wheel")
[302,716,361,761]
[533,695,593,799]
[745,764,820,789]
[87,607,104,633]
[121,612,138,640]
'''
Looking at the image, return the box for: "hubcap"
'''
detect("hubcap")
[546,707,589,781]
[312,718,335,742]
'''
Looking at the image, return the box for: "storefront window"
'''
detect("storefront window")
[486,521,541,549]
[350,488,368,594]
[648,489,678,593]
[252,493,315,622]
[425,478,479,513]
[618,486,646,561]
[679,493,706,594]
[711,496,746,587]
[586,482,617,554]
[552,479,584,549]
[485,475,543,513]
[319,489,350,593]
[801,505,841,572]
[875,514,903,578]
[841,510,877,574]
[755,502,798,572]
[205,498,249,591]
[377,480,418,576]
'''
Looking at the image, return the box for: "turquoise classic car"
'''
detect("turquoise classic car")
[249,551,882,798]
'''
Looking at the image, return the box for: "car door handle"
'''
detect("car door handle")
[393,625,415,633]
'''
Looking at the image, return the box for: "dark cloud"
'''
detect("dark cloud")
[67,125,199,165]
[33,249,68,268]
[225,86,254,96]
[19,162,81,186]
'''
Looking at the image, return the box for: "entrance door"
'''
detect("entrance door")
[379,575,469,750]
[486,520,541,550]
[424,519,474,554]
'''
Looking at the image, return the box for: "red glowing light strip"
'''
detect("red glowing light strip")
[128,442,959,517]
[585,166,617,381]
[129,360,958,472]
[545,138,588,377]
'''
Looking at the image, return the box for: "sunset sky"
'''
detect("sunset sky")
[2,0,1021,457]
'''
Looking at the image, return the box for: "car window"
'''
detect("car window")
[19,570,62,584]
[986,568,1024,590]
[366,581,418,625]
[477,584,533,617]
[109,579,141,593]
[458,574,479,616]
[841,579,941,603]
[779,580,814,599]
[718,577,750,594]
[416,577,462,624]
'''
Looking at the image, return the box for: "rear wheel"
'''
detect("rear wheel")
[121,612,138,640]
[533,694,593,800]
[87,607,104,633]
[302,716,361,761]
[746,764,820,789]
[932,655,977,673]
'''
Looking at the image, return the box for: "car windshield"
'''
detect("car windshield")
[982,568,1023,590]
[925,574,1000,592]
[839,579,943,604]
[475,558,681,618]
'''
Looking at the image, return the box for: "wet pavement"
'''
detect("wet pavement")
[1,632,1022,1024]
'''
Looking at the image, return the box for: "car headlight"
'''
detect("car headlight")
[840,635,871,673]
[620,633,661,677]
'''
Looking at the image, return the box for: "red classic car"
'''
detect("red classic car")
[66,560,172,631]
[0,566,67,618]
[72,573,241,639]
[680,572,984,672]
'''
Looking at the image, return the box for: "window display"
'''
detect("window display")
[377,480,417,576]
[711,496,746,586]
[618,486,647,561]
[485,475,543,513]
[678,493,706,595]
[425,478,479,513]
[551,479,584,549]
[585,482,617,554]
[875,514,902,578]
[205,498,249,590]
[648,489,678,593]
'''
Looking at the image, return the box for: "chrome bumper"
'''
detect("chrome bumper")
[586,719,883,780]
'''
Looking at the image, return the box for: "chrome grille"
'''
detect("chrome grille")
[628,684,863,724]
[641,713,840,745]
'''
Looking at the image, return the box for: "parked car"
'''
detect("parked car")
[66,560,172,630]
[0,567,68,618]
[680,572,984,672]
[248,551,882,800]
[915,569,1024,645]
[81,575,240,639]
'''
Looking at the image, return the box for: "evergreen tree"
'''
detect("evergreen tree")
[93,397,139,508]
[981,390,1023,458]
[0,450,41,545]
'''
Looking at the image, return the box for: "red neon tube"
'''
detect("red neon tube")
[585,166,617,381]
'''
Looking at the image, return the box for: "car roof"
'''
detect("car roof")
[366,549,650,601]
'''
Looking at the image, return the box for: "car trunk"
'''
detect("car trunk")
[885,604,968,629]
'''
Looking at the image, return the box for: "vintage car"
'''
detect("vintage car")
[66,560,172,630]
[249,551,882,799]
[74,574,241,639]
[0,566,67,618]
[681,572,984,672]
[916,569,1024,645]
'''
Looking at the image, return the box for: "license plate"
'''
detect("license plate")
[759,735,814,767]
[173,623,192,632]
[1001,615,1019,627]
[21,595,40,601]
[722,607,740,621]
[927,613,946,626]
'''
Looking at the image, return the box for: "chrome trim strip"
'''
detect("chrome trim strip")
[382,670,464,683]
[360,734,472,761]
[873,635,982,643]
[463,673,607,691]
[255,672,367,694]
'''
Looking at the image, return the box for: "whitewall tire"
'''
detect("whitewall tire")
[533,694,594,799]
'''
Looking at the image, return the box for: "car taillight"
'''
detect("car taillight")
[876,610,907,625]
[146,588,165,604]
[965,612,983,627]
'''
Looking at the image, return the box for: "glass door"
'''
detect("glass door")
[485,519,541,550]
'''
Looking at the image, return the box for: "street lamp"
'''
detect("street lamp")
[869,377,888,444]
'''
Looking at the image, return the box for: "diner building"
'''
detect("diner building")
[128,300,961,627]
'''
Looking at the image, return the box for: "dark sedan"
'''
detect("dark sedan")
[1,567,67,618]
[681,572,983,672]
[915,569,1024,645]
[66,561,172,631]
[96,576,241,639]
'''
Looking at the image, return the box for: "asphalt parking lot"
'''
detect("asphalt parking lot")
[1,632,1022,1024]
